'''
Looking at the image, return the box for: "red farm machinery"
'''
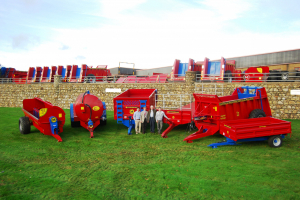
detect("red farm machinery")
[70,91,107,138]
[161,86,291,148]
[19,98,66,142]
[113,89,157,134]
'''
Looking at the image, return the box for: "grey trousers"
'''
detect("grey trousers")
[157,120,163,134]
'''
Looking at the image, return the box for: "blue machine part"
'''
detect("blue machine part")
[88,119,93,128]
[31,68,36,79]
[208,135,285,148]
[237,86,262,99]
[101,102,107,120]
[207,61,221,75]
[178,63,188,76]
[33,108,40,119]
[76,67,81,79]
[46,68,51,80]
[61,68,66,78]
[70,103,75,122]
[49,116,59,135]
[0,67,6,77]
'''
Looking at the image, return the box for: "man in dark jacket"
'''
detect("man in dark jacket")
[146,105,156,133]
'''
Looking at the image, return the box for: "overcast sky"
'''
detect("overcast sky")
[1,0,300,70]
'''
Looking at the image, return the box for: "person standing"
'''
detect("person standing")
[140,107,148,134]
[133,107,141,134]
[147,105,156,133]
[156,107,169,135]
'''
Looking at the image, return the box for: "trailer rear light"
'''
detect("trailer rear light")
[124,116,127,119]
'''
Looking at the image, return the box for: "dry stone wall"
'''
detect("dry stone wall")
[0,78,299,119]
[195,82,300,119]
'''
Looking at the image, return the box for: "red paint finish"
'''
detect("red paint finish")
[73,92,104,137]
[244,66,269,82]
[113,89,156,120]
[22,98,66,142]
[183,87,273,142]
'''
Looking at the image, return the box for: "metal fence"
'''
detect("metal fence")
[0,74,184,84]
[196,72,300,82]
[155,94,193,110]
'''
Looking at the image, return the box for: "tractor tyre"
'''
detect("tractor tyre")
[280,71,289,81]
[249,109,266,118]
[268,135,282,148]
[71,120,81,127]
[268,70,278,81]
[85,74,96,83]
[19,116,31,134]
[224,70,233,82]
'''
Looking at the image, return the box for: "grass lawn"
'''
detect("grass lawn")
[0,107,299,200]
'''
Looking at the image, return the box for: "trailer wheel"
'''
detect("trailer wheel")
[19,117,31,134]
[268,70,279,81]
[280,71,289,81]
[224,70,232,82]
[71,120,81,127]
[249,109,266,118]
[268,135,282,148]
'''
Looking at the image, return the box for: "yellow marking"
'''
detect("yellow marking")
[259,126,266,128]
[257,68,263,73]
[236,111,239,116]
[172,116,175,119]
[130,109,134,114]
[93,106,100,111]
[224,125,231,129]
[126,107,138,108]
[59,113,62,118]
[227,131,229,133]
[39,108,47,117]
[167,111,179,114]
[213,106,217,111]
[81,107,84,110]
[95,116,99,119]
[51,117,57,123]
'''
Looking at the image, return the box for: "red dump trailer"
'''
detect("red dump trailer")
[114,89,156,134]
[162,86,291,148]
[19,98,66,142]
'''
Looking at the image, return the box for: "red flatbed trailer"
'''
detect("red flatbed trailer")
[19,98,66,142]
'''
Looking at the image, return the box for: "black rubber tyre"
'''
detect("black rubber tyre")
[85,74,96,83]
[280,71,289,81]
[71,120,81,127]
[19,116,31,134]
[249,109,266,118]
[101,120,107,126]
[268,135,282,148]
[224,70,232,82]
[268,70,279,81]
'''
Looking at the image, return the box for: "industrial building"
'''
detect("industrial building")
[110,49,300,75]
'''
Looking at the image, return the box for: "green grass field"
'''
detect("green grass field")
[0,107,299,200]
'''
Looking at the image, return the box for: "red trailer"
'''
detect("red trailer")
[243,66,269,82]
[19,98,66,142]
[162,86,291,148]
[200,57,236,82]
[113,89,156,134]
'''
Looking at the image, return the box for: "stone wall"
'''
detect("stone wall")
[0,79,299,119]
[195,82,300,119]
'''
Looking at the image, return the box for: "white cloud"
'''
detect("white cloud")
[1,0,300,71]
